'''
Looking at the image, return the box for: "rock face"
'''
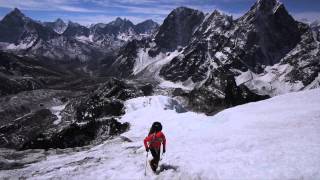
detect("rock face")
[0,109,57,149]
[172,73,270,114]
[62,78,153,123]
[0,78,153,150]
[153,7,204,52]
[279,28,320,86]
[21,118,129,150]
[107,38,152,78]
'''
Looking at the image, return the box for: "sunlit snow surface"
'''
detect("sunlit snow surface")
[236,64,305,96]
[1,90,320,179]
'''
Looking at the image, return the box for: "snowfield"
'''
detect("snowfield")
[1,89,320,179]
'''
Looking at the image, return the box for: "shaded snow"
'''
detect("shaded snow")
[6,38,36,50]
[1,90,320,179]
[305,73,320,90]
[158,77,201,91]
[75,35,93,43]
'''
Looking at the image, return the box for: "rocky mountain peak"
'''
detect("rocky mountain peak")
[110,17,134,27]
[0,8,33,43]
[208,9,230,22]
[235,0,301,66]
[255,0,281,12]
[10,8,25,18]
[1,8,27,23]
[63,21,90,37]
[135,19,159,34]
[55,18,64,24]
[212,9,222,16]
[51,18,67,34]
[143,19,156,24]
[171,6,202,15]
[242,0,285,22]
[138,19,158,27]
[154,7,204,51]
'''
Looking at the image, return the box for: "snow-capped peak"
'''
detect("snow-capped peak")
[52,18,67,34]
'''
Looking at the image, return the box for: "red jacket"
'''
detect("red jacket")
[144,131,166,150]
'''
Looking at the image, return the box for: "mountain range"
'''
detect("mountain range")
[0,8,159,62]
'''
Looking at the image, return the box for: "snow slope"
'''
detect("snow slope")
[1,90,320,179]
[235,64,305,97]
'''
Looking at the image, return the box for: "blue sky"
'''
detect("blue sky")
[0,0,319,25]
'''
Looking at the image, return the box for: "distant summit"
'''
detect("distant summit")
[44,18,68,34]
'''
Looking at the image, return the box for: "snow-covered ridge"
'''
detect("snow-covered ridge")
[1,89,320,179]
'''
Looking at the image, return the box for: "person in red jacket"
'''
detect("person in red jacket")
[144,122,166,172]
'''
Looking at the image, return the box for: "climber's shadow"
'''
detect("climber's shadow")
[157,163,179,173]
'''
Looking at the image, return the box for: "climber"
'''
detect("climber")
[144,122,166,172]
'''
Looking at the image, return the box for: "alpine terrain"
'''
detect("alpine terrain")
[0,0,319,179]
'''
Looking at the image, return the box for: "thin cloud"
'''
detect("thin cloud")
[0,0,102,13]
[292,11,320,22]
[58,5,103,13]
[118,6,173,15]
[91,0,218,14]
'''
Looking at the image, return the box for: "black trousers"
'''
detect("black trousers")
[150,148,160,171]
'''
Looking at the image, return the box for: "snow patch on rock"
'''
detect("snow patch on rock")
[50,104,67,125]
[133,49,181,77]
